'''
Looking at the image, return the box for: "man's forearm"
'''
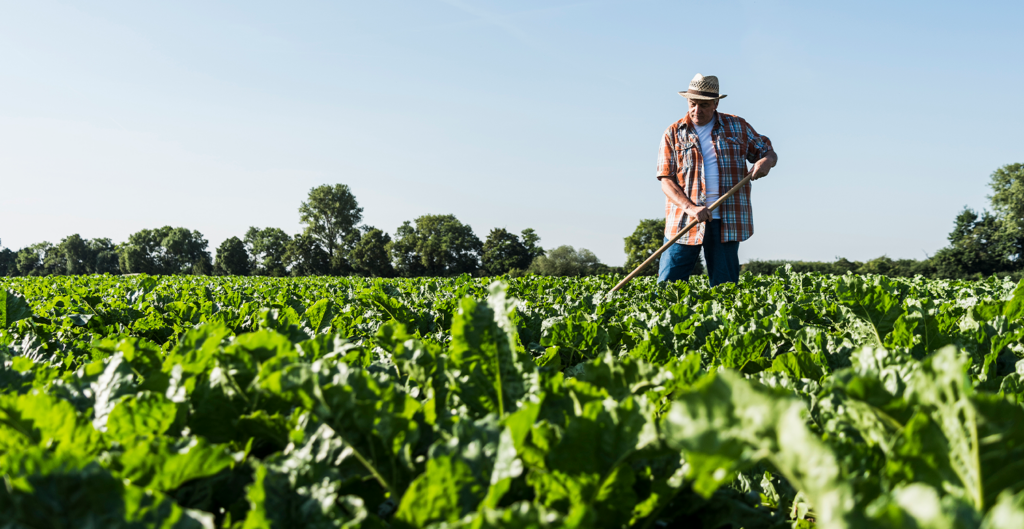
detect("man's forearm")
[660,177,698,212]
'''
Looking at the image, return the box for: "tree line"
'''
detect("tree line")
[622,163,1024,281]
[0,184,613,278]
[5,164,1019,280]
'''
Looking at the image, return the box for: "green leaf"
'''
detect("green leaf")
[393,455,486,528]
[836,275,903,344]
[448,283,533,418]
[239,458,378,529]
[90,354,139,431]
[705,327,771,374]
[908,346,1024,511]
[1,289,33,328]
[117,437,236,492]
[106,391,178,442]
[0,392,104,462]
[885,299,952,358]
[770,350,825,381]
[0,460,128,527]
[661,370,865,527]
[303,298,336,335]
[1004,280,1024,322]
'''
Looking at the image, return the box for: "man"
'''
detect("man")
[656,73,777,286]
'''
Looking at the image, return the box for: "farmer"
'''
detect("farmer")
[656,73,777,286]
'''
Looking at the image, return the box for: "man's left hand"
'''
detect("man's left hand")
[749,152,777,180]
[750,158,772,180]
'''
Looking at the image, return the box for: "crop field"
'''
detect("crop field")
[1,271,1024,528]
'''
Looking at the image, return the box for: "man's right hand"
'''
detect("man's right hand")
[688,206,712,222]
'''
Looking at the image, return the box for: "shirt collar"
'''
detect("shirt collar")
[685,112,719,135]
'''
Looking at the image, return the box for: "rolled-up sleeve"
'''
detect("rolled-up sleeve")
[743,120,774,164]
[656,127,676,179]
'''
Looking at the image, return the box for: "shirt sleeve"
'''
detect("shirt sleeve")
[656,126,676,179]
[742,120,774,164]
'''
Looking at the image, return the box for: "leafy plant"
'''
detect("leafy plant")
[1,271,1023,527]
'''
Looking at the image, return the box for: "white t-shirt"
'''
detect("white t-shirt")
[693,117,721,219]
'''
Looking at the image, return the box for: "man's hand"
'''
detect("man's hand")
[688,205,712,222]
[749,151,778,181]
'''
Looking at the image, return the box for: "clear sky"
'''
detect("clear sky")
[2,0,1021,266]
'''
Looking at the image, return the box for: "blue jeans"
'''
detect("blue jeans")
[658,220,740,287]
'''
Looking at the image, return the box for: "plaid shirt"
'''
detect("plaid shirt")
[656,112,774,245]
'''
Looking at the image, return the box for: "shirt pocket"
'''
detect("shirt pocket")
[677,141,698,171]
[715,136,744,164]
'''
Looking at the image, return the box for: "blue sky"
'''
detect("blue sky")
[1,0,1021,266]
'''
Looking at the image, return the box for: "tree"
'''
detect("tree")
[298,184,363,271]
[388,214,482,277]
[623,219,664,277]
[285,233,331,276]
[521,228,545,260]
[481,228,532,276]
[244,227,291,277]
[118,227,212,275]
[88,238,120,274]
[0,246,15,276]
[16,243,56,276]
[57,234,90,274]
[349,227,395,277]
[932,208,1009,278]
[214,237,251,276]
[528,245,602,276]
[51,235,119,275]
[988,163,1024,265]
[163,228,213,275]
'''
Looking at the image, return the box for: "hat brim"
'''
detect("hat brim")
[678,92,727,100]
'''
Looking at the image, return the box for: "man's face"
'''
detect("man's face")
[688,98,718,125]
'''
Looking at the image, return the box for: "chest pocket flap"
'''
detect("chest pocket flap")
[716,135,744,158]
[676,140,698,167]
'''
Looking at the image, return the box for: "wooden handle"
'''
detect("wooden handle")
[610,172,755,293]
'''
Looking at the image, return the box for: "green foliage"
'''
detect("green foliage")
[3,235,131,277]
[528,245,602,276]
[213,236,251,276]
[481,228,534,276]
[744,256,934,278]
[934,208,1013,278]
[388,214,482,277]
[244,227,291,277]
[521,228,545,260]
[1,272,1024,527]
[118,226,213,275]
[0,246,16,277]
[988,163,1024,263]
[16,242,56,276]
[349,227,395,277]
[1,289,33,327]
[298,184,363,263]
[284,233,331,277]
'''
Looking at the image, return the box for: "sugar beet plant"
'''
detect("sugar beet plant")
[2,270,1024,528]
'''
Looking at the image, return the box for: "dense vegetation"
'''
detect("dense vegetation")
[2,270,1024,528]
[0,185,606,279]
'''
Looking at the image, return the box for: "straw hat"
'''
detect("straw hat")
[678,73,727,100]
